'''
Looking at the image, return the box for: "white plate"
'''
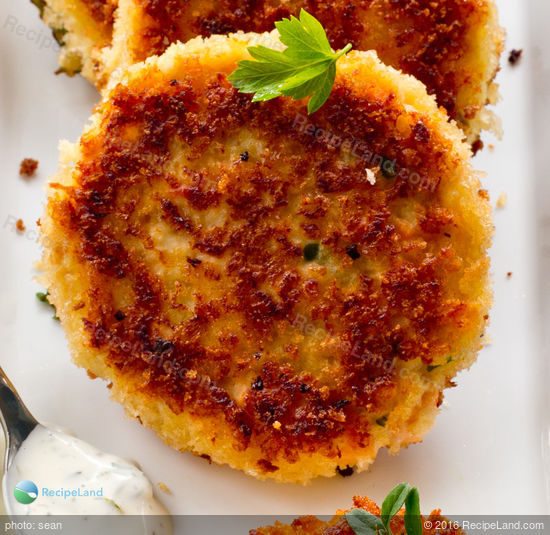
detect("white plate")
[0,0,548,521]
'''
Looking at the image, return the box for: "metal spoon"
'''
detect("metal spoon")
[0,366,38,474]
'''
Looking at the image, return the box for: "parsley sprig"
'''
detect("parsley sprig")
[228,9,352,114]
[345,483,423,535]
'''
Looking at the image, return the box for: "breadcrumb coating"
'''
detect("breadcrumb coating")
[36,0,503,143]
[251,495,466,534]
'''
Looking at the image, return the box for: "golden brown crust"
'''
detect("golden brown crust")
[40,0,114,43]
[132,0,477,116]
[41,0,503,142]
[37,0,116,81]
[83,0,116,26]
[41,35,492,482]
[104,0,503,141]
[251,496,466,535]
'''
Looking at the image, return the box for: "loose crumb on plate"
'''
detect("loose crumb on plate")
[16,219,26,232]
[508,49,523,66]
[157,482,172,495]
[496,193,508,208]
[19,158,38,177]
[507,272,513,279]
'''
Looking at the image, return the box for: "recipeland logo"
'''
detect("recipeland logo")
[13,480,104,504]
[13,480,38,504]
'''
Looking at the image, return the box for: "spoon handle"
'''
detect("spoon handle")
[0,366,37,469]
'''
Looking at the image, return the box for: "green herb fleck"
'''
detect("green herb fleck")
[428,357,453,372]
[376,415,388,427]
[36,291,49,303]
[303,242,320,261]
[54,53,83,76]
[381,158,397,179]
[55,66,82,76]
[52,27,68,46]
[104,498,122,512]
[228,9,352,114]
[346,483,423,535]
[31,0,46,17]
[36,290,59,320]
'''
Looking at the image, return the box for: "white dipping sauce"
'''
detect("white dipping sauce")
[4,425,172,534]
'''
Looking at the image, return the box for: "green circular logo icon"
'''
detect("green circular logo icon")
[14,480,38,504]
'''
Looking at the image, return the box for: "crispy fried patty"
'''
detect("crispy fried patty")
[251,496,466,534]
[108,0,504,142]
[39,0,503,143]
[40,32,492,483]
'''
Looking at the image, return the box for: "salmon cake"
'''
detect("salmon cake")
[32,0,115,81]
[251,496,465,534]
[38,0,503,144]
[40,32,492,483]
[106,0,504,143]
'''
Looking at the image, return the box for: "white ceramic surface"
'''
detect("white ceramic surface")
[0,0,548,521]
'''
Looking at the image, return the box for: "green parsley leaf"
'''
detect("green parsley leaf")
[228,9,352,114]
[381,483,411,535]
[404,487,422,535]
[345,483,423,535]
[345,509,386,535]
[276,9,332,58]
